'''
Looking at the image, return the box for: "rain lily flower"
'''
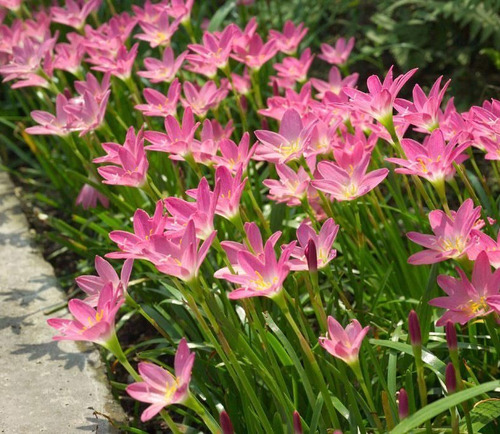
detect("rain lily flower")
[318,37,355,65]
[187,26,235,70]
[108,201,168,260]
[47,283,123,345]
[164,177,220,240]
[145,106,200,160]
[395,76,450,132]
[51,0,102,30]
[126,338,195,422]
[95,127,149,187]
[213,132,255,174]
[467,230,500,268]
[75,182,109,210]
[88,43,138,80]
[181,80,229,117]
[138,47,187,83]
[135,79,181,118]
[52,41,86,74]
[311,66,359,99]
[76,256,134,307]
[286,218,339,271]
[268,20,308,55]
[263,164,311,207]
[26,94,78,136]
[343,66,417,125]
[273,48,314,84]
[312,153,389,201]
[386,128,470,184]
[231,33,278,70]
[407,199,481,265]
[144,219,216,281]
[167,0,194,24]
[319,316,370,365]
[135,11,181,48]
[429,251,500,325]
[0,0,22,11]
[259,82,313,121]
[74,72,111,104]
[254,108,315,163]
[215,231,295,300]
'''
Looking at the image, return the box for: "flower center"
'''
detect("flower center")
[250,271,277,291]
[440,236,466,254]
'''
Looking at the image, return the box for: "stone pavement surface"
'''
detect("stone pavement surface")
[0,170,126,433]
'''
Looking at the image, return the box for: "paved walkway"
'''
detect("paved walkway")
[0,170,125,433]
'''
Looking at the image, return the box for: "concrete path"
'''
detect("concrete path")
[0,169,126,433]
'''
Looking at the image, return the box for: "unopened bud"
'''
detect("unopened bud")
[446,322,457,352]
[398,388,409,419]
[293,410,303,434]
[446,363,457,393]
[220,410,234,434]
[408,310,421,346]
[305,239,318,272]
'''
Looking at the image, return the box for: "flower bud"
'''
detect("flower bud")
[398,388,409,419]
[293,410,303,434]
[445,321,457,352]
[220,410,234,434]
[408,310,421,346]
[446,362,456,393]
[305,239,318,272]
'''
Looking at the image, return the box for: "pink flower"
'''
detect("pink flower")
[138,47,187,83]
[143,219,216,281]
[0,0,22,11]
[213,132,255,174]
[145,106,200,160]
[319,316,370,365]
[259,82,313,121]
[95,127,149,187]
[311,67,359,99]
[343,66,417,124]
[215,230,295,300]
[76,256,133,307]
[263,164,311,207]
[407,199,481,265]
[74,72,111,104]
[395,76,450,132]
[135,79,181,118]
[26,94,77,136]
[181,80,229,117]
[164,177,220,239]
[273,48,313,84]
[52,41,85,74]
[63,90,110,136]
[88,43,138,80]
[318,37,355,65]
[47,283,123,345]
[108,201,168,260]
[429,251,500,325]
[76,183,109,210]
[254,108,315,163]
[135,11,181,48]
[268,20,308,55]
[386,129,469,184]
[231,33,277,70]
[312,153,389,201]
[467,230,500,268]
[187,26,235,70]
[286,219,339,271]
[126,338,195,422]
[51,0,102,29]
[166,0,194,24]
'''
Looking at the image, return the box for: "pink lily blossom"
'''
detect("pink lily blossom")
[263,164,311,207]
[166,0,194,24]
[107,201,168,260]
[51,0,102,29]
[343,66,417,125]
[216,232,295,300]
[311,67,359,99]
[254,108,315,163]
[144,219,216,281]
[135,79,181,118]
[74,72,111,104]
[75,182,109,210]
[126,338,195,422]
[181,80,229,117]
[319,316,370,365]
[273,48,314,84]
[213,132,255,174]
[88,43,138,80]
[135,11,181,48]
[386,129,470,184]
[95,127,148,187]
[138,47,187,83]
[145,106,200,160]
[430,251,500,325]
[26,93,77,136]
[318,37,355,65]
[407,199,482,265]
[187,26,235,70]
[52,41,85,74]
[286,218,339,271]
[47,283,123,345]
[231,33,278,70]
[164,177,220,240]
[76,256,134,307]
[259,82,314,121]
[0,0,22,11]
[312,153,389,201]
[268,20,308,55]
[466,230,500,268]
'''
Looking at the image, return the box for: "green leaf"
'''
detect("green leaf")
[459,398,500,432]
[266,332,294,367]
[208,1,235,32]
[391,381,500,433]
